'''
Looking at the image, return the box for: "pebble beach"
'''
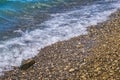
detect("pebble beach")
[0,9,120,80]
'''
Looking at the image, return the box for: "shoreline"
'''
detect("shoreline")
[1,10,120,79]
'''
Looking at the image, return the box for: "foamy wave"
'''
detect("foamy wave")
[0,0,119,75]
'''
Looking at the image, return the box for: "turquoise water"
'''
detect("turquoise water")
[0,0,65,29]
[0,0,69,39]
[0,0,120,75]
[0,0,93,40]
[0,0,51,29]
[0,0,72,30]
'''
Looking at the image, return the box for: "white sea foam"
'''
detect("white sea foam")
[0,0,120,75]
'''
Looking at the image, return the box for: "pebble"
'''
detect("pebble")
[69,68,75,72]
[19,59,35,70]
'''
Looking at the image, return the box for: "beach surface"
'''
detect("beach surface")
[0,10,120,80]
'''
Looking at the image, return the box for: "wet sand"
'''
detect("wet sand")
[0,10,120,80]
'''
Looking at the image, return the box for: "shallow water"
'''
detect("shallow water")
[0,0,120,75]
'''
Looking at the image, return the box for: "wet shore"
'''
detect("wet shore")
[0,10,120,80]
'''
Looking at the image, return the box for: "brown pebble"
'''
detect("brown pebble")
[69,68,75,72]
[19,59,35,70]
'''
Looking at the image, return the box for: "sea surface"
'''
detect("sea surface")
[0,0,120,75]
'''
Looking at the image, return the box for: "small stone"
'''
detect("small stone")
[64,66,69,70]
[76,44,83,48]
[81,75,86,79]
[69,68,75,72]
[19,59,35,70]
[22,72,26,75]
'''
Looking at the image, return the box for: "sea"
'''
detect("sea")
[0,0,120,75]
